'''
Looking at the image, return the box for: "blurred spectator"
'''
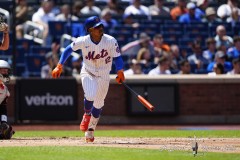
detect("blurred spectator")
[124,59,144,75]
[153,34,171,64]
[15,0,30,39]
[80,0,101,15]
[123,0,150,16]
[72,1,84,17]
[71,55,83,77]
[148,0,170,16]
[122,13,140,28]
[217,0,240,21]
[102,0,124,15]
[187,40,209,72]
[41,42,72,78]
[170,0,188,20]
[41,42,60,78]
[207,50,232,73]
[178,59,191,74]
[179,2,201,23]
[121,32,154,58]
[169,44,184,73]
[227,58,240,75]
[153,34,170,53]
[214,25,233,50]
[136,47,153,73]
[226,7,240,26]
[203,37,217,63]
[50,1,60,15]
[56,4,79,21]
[195,0,209,19]
[226,36,240,61]
[15,0,29,25]
[201,7,222,25]
[100,8,118,33]
[148,56,171,75]
[41,52,58,78]
[208,62,225,76]
[31,0,56,41]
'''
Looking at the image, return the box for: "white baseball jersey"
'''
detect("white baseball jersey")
[0,81,10,122]
[0,82,10,104]
[71,34,121,108]
[71,34,121,77]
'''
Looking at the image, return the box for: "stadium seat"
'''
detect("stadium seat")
[48,21,67,37]
[136,25,159,36]
[30,46,51,56]
[233,22,240,35]
[184,32,209,47]
[161,25,184,34]
[132,15,149,23]
[16,46,27,63]
[64,22,86,37]
[163,38,178,45]
[112,25,134,34]
[161,32,182,42]
[178,38,195,48]
[151,15,172,22]
[110,31,133,46]
[184,23,209,34]
[15,63,27,77]
[16,39,34,52]
[25,54,46,77]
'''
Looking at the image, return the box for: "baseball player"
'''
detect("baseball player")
[52,16,125,142]
[0,60,14,139]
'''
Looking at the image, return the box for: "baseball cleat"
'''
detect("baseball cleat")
[80,114,91,132]
[85,129,94,143]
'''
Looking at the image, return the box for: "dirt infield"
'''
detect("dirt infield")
[1,137,240,153]
[1,125,240,154]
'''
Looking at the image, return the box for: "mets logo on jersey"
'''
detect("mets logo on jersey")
[85,49,108,60]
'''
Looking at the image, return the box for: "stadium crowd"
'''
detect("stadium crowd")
[1,0,240,77]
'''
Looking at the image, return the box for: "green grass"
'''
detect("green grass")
[14,130,240,138]
[0,146,239,160]
[1,130,240,160]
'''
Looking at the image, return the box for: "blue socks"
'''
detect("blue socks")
[91,107,102,118]
[84,98,93,115]
[84,98,102,118]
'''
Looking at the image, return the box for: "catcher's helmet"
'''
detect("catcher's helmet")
[0,60,11,83]
[84,16,103,33]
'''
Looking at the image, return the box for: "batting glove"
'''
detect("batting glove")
[52,63,63,78]
[116,69,125,84]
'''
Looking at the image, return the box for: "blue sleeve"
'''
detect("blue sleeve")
[59,44,73,64]
[207,62,214,72]
[113,56,124,72]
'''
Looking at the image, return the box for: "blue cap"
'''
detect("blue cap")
[84,16,103,32]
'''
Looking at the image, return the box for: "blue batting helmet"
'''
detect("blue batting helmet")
[84,16,103,32]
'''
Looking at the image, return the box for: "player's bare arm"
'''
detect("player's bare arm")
[0,23,9,51]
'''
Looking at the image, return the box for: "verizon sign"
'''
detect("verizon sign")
[17,79,78,121]
[25,93,73,106]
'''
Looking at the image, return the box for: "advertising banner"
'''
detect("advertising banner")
[16,78,78,121]
[127,84,178,115]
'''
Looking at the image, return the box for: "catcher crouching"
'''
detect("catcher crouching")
[0,60,14,139]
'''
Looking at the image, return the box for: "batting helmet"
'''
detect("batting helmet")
[84,16,103,33]
[0,60,11,83]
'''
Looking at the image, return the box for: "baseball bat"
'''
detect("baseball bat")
[121,82,155,112]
